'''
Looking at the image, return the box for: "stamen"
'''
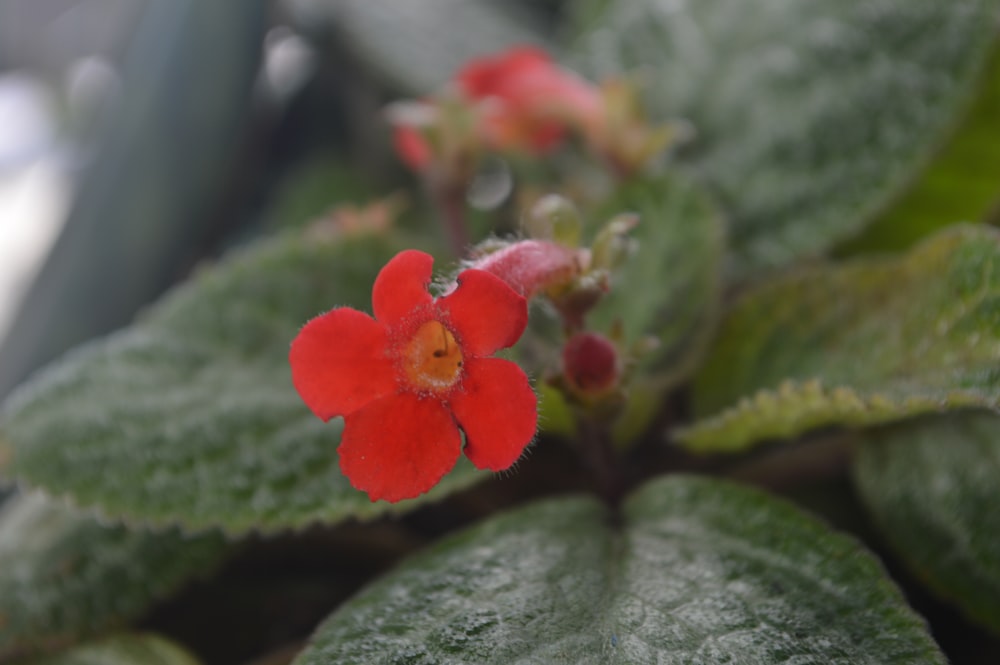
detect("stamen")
[401,320,464,392]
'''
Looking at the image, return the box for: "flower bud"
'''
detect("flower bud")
[562,332,619,395]
[523,194,582,247]
[466,239,585,298]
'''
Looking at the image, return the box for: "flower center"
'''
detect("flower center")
[402,320,464,392]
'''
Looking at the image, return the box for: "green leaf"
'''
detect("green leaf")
[295,475,943,664]
[839,43,1000,254]
[854,411,1000,635]
[15,634,201,665]
[566,0,1000,275]
[589,174,724,385]
[679,225,1000,453]
[0,232,487,534]
[263,158,381,232]
[307,0,546,93]
[0,493,227,661]
[0,0,268,400]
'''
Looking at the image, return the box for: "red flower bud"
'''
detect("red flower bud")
[466,239,585,298]
[562,332,619,395]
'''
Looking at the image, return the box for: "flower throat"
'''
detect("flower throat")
[402,320,463,392]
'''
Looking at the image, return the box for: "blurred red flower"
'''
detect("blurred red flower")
[457,46,602,152]
[290,250,537,502]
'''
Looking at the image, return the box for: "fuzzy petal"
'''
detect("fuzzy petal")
[372,249,434,326]
[290,308,397,420]
[340,392,462,502]
[452,357,537,471]
[438,269,527,357]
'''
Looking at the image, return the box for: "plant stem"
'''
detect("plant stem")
[575,413,625,509]
[432,181,470,257]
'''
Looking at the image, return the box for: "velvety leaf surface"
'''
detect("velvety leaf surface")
[300,0,545,92]
[15,634,201,665]
[854,412,1000,635]
[0,232,486,534]
[680,225,1000,452]
[840,45,1000,254]
[295,475,943,665]
[589,175,724,385]
[567,0,1000,275]
[0,493,227,661]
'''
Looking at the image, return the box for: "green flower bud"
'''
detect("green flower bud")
[523,194,582,247]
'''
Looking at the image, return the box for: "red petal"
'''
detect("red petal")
[458,47,552,99]
[452,358,537,471]
[340,393,462,503]
[438,269,527,357]
[372,250,434,326]
[290,308,397,420]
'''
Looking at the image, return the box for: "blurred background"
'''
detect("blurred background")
[0,0,563,403]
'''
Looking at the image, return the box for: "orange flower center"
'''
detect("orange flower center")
[402,320,464,392]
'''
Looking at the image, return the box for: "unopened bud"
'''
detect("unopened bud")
[563,332,619,395]
[524,194,582,246]
[467,239,584,298]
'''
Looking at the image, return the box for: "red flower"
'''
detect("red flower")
[289,250,538,502]
[457,46,603,152]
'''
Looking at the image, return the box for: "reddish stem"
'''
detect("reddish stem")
[431,181,470,257]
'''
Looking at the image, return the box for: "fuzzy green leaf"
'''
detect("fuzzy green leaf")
[680,225,1000,452]
[307,0,545,93]
[295,475,943,665]
[854,411,1000,635]
[15,634,201,665]
[839,45,1000,254]
[0,493,227,661]
[567,0,1000,275]
[0,232,486,534]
